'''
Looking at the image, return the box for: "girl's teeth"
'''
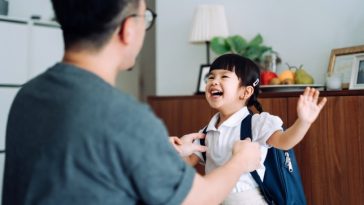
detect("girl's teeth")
[211,91,223,96]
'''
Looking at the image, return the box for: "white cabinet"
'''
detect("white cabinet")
[28,23,63,79]
[0,87,18,204]
[0,17,64,84]
[0,154,4,202]
[0,87,19,151]
[0,20,29,85]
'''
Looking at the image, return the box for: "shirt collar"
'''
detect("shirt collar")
[206,107,250,131]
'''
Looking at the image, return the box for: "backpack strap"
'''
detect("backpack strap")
[240,114,275,205]
[200,127,208,162]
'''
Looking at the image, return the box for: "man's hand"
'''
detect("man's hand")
[169,136,183,154]
[169,133,207,157]
[231,139,261,173]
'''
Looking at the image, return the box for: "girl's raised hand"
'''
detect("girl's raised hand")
[297,87,327,124]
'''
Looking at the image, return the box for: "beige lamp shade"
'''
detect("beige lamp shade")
[190,5,229,43]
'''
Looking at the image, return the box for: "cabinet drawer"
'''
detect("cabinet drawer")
[0,21,29,85]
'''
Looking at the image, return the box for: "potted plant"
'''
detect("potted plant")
[210,34,280,68]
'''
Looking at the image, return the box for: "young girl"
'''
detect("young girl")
[186,53,327,205]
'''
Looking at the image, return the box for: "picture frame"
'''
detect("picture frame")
[349,54,364,90]
[327,45,364,89]
[196,64,210,94]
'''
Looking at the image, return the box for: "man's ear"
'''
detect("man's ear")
[239,86,254,100]
[118,18,134,44]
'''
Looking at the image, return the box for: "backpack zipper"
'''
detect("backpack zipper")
[284,152,293,172]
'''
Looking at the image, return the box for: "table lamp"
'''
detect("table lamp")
[190,5,229,64]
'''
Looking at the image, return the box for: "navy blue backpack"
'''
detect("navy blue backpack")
[201,114,307,205]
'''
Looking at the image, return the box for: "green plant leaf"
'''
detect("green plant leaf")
[226,35,247,54]
[245,45,272,63]
[249,34,263,47]
[210,37,231,55]
[245,46,260,61]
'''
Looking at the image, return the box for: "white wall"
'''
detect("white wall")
[156,0,364,95]
[8,0,364,96]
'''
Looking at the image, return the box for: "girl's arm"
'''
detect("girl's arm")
[267,87,327,150]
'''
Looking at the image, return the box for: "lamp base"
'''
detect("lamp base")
[205,41,210,65]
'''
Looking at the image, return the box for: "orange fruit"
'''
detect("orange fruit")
[279,70,295,82]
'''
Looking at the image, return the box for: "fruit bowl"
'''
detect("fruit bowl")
[260,84,324,92]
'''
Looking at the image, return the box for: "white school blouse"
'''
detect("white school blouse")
[195,106,283,193]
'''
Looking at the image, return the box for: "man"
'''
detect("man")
[2,0,261,204]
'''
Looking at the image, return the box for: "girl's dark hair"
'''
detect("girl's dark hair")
[51,0,140,50]
[210,53,264,113]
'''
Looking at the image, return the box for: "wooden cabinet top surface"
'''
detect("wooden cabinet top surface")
[148,89,364,100]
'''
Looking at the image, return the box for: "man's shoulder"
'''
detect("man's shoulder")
[108,92,164,131]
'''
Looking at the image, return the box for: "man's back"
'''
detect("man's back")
[2,63,194,205]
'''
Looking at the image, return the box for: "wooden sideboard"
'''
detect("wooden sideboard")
[148,90,364,205]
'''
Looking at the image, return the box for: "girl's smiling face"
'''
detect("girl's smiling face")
[205,69,246,115]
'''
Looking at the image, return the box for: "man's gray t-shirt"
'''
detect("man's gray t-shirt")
[3,63,195,205]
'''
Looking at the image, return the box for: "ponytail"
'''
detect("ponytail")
[253,100,264,113]
[247,86,264,113]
